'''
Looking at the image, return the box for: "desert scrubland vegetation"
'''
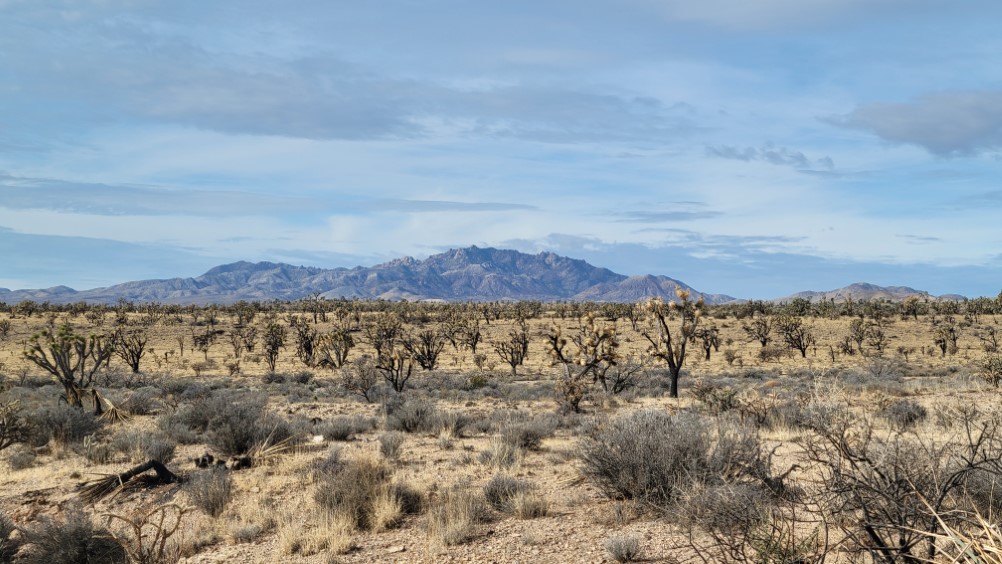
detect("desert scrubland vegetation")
[3,293,1002,562]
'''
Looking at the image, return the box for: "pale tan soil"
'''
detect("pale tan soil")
[1,309,999,562]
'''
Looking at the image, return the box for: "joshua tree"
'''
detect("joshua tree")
[742,316,773,348]
[263,322,287,372]
[494,321,530,377]
[693,324,720,361]
[641,289,704,398]
[316,328,354,369]
[291,317,320,367]
[775,315,816,358]
[402,329,446,371]
[23,324,114,409]
[546,313,619,412]
[112,329,149,373]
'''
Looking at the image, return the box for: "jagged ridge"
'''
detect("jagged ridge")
[0,246,736,305]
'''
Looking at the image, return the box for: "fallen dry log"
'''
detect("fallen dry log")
[79,460,180,504]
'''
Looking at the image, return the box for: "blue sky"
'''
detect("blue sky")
[2,0,1002,299]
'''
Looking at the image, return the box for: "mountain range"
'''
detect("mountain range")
[777,282,965,304]
[0,246,964,305]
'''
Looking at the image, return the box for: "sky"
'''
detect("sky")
[2,0,1002,299]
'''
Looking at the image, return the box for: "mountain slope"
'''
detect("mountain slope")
[776,282,937,303]
[0,246,737,305]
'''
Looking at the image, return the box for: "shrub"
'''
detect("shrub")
[110,428,176,464]
[483,474,532,512]
[878,398,928,431]
[182,390,296,456]
[313,456,417,531]
[318,415,373,442]
[676,482,771,536]
[605,534,642,563]
[383,397,439,434]
[186,467,233,518]
[511,489,549,519]
[436,411,471,438]
[499,415,557,451]
[7,443,35,470]
[308,446,343,479]
[0,399,29,453]
[26,402,103,446]
[154,410,199,445]
[579,410,766,508]
[690,382,741,414]
[315,457,385,524]
[478,435,521,470]
[962,467,1002,518]
[80,433,113,465]
[0,510,18,562]
[426,485,493,546]
[804,412,1002,561]
[120,387,161,416]
[20,507,128,564]
[379,432,406,461]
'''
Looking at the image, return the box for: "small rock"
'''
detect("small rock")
[387,545,406,554]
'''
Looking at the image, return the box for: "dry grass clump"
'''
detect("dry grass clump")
[185,467,233,518]
[313,454,421,532]
[279,452,422,557]
[511,489,550,519]
[316,414,375,442]
[478,435,523,470]
[109,428,176,464]
[224,496,277,544]
[426,484,494,546]
[483,473,550,518]
[19,507,128,564]
[378,431,406,461]
[277,510,356,557]
[930,508,1002,563]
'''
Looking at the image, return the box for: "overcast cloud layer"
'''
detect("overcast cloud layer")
[1,1,1001,298]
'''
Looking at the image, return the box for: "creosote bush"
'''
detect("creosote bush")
[579,409,770,508]
[172,389,297,456]
[25,402,104,446]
